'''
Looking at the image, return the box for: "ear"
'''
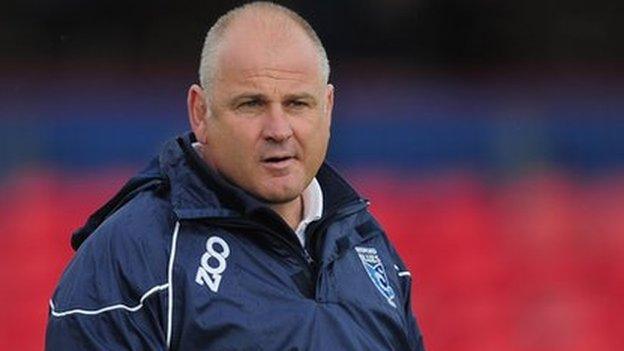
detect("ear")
[324,83,335,126]
[187,84,210,143]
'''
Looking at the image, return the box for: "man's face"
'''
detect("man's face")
[189,19,333,204]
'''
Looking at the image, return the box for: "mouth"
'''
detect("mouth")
[262,155,295,163]
[260,155,296,171]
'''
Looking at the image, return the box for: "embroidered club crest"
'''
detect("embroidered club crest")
[355,246,397,308]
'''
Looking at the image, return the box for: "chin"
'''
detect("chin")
[256,184,302,205]
[259,191,300,205]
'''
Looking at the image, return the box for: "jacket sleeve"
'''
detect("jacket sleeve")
[385,237,426,351]
[46,209,172,350]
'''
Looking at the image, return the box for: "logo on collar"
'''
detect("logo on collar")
[355,246,397,308]
[195,236,230,293]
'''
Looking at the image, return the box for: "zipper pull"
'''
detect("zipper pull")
[303,248,314,265]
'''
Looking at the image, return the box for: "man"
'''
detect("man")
[46,2,425,350]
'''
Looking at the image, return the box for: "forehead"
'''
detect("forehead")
[213,15,323,88]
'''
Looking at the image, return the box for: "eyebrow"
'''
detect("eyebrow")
[230,93,266,102]
[229,92,317,106]
[228,93,267,107]
[283,93,316,102]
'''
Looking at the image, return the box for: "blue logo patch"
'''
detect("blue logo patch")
[355,246,396,308]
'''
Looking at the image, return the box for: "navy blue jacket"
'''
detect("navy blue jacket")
[46,133,425,350]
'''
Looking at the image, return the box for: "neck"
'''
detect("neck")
[269,195,303,230]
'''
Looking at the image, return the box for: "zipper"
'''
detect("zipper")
[206,218,312,270]
[303,249,314,264]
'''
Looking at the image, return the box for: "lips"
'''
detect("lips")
[260,154,296,172]
[262,155,294,163]
[261,151,297,162]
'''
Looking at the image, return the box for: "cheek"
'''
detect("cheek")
[208,121,258,167]
[301,125,330,164]
[228,135,258,171]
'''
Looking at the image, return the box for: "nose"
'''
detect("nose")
[262,103,293,143]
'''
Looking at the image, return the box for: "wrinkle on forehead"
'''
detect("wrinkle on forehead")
[240,68,311,82]
[212,51,323,99]
[214,71,321,103]
[213,66,320,94]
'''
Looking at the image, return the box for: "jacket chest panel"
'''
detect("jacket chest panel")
[171,222,409,350]
[173,226,318,349]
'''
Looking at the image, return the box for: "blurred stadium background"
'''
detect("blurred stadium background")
[1,0,623,350]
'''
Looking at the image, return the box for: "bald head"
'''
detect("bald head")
[199,2,330,94]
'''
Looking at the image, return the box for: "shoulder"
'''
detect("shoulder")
[51,190,177,314]
[81,190,176,268]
